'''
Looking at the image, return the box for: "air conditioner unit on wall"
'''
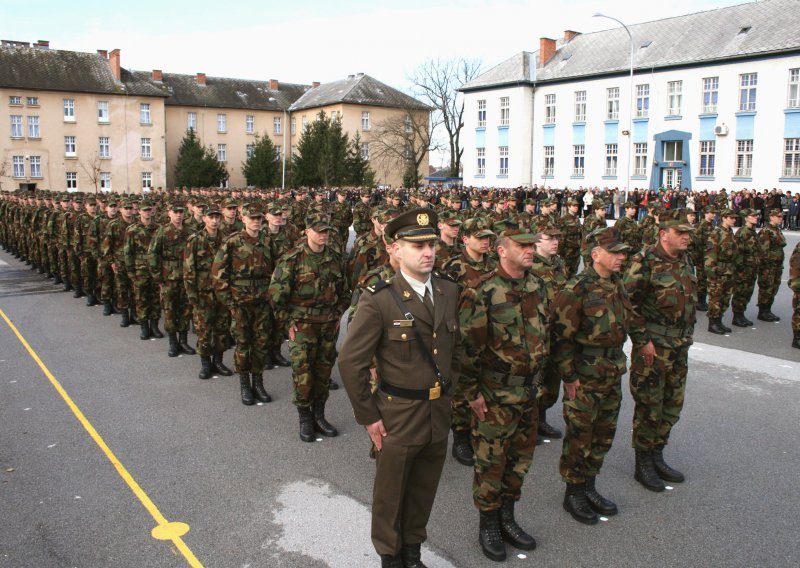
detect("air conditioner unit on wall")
[714,124,729,136]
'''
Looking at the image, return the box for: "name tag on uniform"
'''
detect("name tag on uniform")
[393,320,413,327]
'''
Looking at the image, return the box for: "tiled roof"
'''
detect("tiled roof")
[289,73,430,111]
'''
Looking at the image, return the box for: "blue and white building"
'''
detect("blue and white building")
[460,0,800,191]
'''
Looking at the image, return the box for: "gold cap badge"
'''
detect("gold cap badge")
[417,213,429,226]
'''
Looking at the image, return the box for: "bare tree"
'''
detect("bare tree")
[370,106,440,188]
[80,153,102,193]
[0,154,8,191]
[410,58,482,178]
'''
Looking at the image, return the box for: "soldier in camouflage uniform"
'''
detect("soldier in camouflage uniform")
[434,210,462,271]
[756,208,787,322]
[58,197,78,292]
[46,197,64,284]
[694,206,717,311]
[125,199,162,341]
[615,201,642,267]
[515,199,537,232]
[624,210,696,493]
[94,197,119,315]
[289,191,308,229]
[731,209,761,327]
[330,189,354,245]
[352,190,373,237]
[551,226,630,525]
[269,212,350,442]
[705,209,738,334]
[73,197,99,305]
[219,199,244,240]
[347,208,394,289]
[102,200,135,325]
[559,199,582,278]
[789,242,800,349]
[580,200,607,269]
[149,203,194,357]
[455,225,547,561]
[212,205,275,406]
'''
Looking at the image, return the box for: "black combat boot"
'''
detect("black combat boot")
[478,510,507,561]
[239,374,254,405]
[178,332,196,355]
[563,483,598,525]
[537,408,563,439]
[634,449,666,492]
[757,303,780,322]
[53,274,63,285]
[128,307,139,325]
[652,445,685,482]
[707,317,727,335]
[63,279,73,292]
[451,429,475,466]
[46,271,54,279]
[270,347,291,367]
[85,293,98,307]
[119,308,130,328]
[149,319,164,339]
[263,350,275,371]
[400,543,426,568]
[139,321,151,340]
[37,265,45,274]
[251,373,272,402]
[298,407,315,442]
[732,312,752,327]
[499,497,536,550]
[198,356,213,380]
[212,352,233,376]
[102,301,113,316]
[167,332,180,357]
[313,400,338,436]
[696,293,708,311]
[329,380,340,390]
[721,319,732,333]
[380,555,403,568]
[585,476,618,516]
[792,331,800,349]
[72,286,85,299]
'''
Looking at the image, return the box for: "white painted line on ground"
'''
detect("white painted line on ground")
[689,342,800,383]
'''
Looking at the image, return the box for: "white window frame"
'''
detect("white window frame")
[702,77,719,113]
[27,97,38,106]
[274,116,282,135]
[99,136,110,159]
[361,142,369,160]
[331,111,339,121]
[30,156,42,178]
[12,155,24,178]
[141,172,152,189]
[736,139,754,177]
[499,146,509,175]
[100,172,112,190]
[667,81,682,116]
[572,145,583,176]
[187,112,197,131]
[605,143,618,176]
[64,135,77,157]
[63,98,75,121]
[699,141,716,176]
[217,113,226,133]
[543,146,555,176]
[476,147,485,175]
[246,144,254,159]
[246,114,254,134]
[275,145,282,159]
[28,115,40,138]
[574,91,586,122]
[663,141,683,162]
[217,143,227,162]
[9,96,22,106]
[783,138,800,177]
[634,143,648,176]
[10,115,23,138]
[500,97,510,126]
[291,117,296,135]
[98,101,109,123]
[361,111,370,131]
[544,94,556,124]
[739,73,757,111]
[140,103,151,125]
[636,84,649,118]
[66,172,78,189]
[477,99,486,128]
[140,137,152,159]
[788,69,799,109]
[404,115,413,134]
[607,87,619,120]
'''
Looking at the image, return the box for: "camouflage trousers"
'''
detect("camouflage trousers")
[732,267,758,313]
[560,376,622,484]
[694,258,708,296]
[629,342,689,450]
[472,384,538,511]
[564,253,581,279]
[288,320,339,408]
[230,301,270,374]
[191,292,227,356]
[792,291,800,333]
[706,270,734,319]
[113,262,131,310]
[159,280,191,333]
[757,262,783,306]
[450,379,472,433]
[131,273,161,321]
[536,363,562,412]
[37,236,50,273]
[68,251,82,287]
[58,246,71,281]
[49,244,60,277]
[81,256,98,295]
[98,260,115,303]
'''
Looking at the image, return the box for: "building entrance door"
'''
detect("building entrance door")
[662,168,682,189]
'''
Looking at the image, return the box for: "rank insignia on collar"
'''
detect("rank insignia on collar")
[403,290,412,299]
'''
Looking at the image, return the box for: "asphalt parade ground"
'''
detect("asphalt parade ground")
[1,233,799,568]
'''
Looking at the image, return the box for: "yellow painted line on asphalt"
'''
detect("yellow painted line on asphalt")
[0,307,203,567]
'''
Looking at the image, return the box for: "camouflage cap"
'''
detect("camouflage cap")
[438,210,463,226]
[139,199,155,211]
[623,201,637,209]
[534,221,563,238]
[385,208,439,242]
[205,203,222,216]
[767,207,784,217]
[242,204,264,218]
[223,198,239,208]
[469,194,481,201]
[647,202,661,210]
[593,200,607,209]
[120,199,134,209]
[720,208,737,218]
[84,196,97,205]
[739,208,758,218]
[702,205,716,214]
[305,212,333,231]
[567,198,580,206]
[524,198,536,206]
[499,223,537,244]
[659,209,695,232]
[169,202,186,212]
[541,197,555,206]
[462,217,495,238]
[587,227,629,252]
[106,196,119,206]
[266,202,283,216]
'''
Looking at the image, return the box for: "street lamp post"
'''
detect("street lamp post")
[594,12,634,202]
[269,97,288,190]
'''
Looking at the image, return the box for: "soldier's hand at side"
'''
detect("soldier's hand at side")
[111,263,117,274]
[366,420,387,451]
[640,341,656,366]
[564,380,580,401]
[469,394,488,421]
[288,324,298,341]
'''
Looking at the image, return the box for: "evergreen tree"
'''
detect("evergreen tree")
[293,111,349,186]
[241,134,281,188]
[174,129,229,188]
[346,132,376,186]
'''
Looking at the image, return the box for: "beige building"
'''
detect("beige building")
[1,40,431,192]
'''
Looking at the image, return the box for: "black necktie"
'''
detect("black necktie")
[422,287,435,319]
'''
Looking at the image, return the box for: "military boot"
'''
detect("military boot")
[400,543,426,568]
[239,374,254,405]
[329,380,340,390]
[563,483,598,525]
[119,308,130,328]
[757,303,780,322]
[198,356,213,380]
[251,373,272,403]
[128,307,139,325]
[792,331,800,349]
[380,555,403,568]
[696,293,708,311]
[271,347,292,367]
[63,279,72,292]
[139,321,151,340]
[102,301,113,316]
[451,429,475,466]
[212,352,233,376]
[478,510,506,561]
[720,319,733,333]
[313,401,338,436]
[178,332,196,355]
[707,317,727,335]
[499,497,536,550]
[652,446,685,482]
[537,408,563,439]
[149,319,164,339]
[72,286,85,299]
[634,449,666,492]
[167,332,180,357]
[298,407,315,442]
[585,476,618,516]
[85,293,98,307]
[732,312,752,327]
[53,274,63,285]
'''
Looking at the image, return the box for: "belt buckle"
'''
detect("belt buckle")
[428,382,441,400]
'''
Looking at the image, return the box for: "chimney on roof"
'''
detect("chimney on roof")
[35,40,50,49]
[152,69,163,82]
[564,30,580,42]
[196,72,206,85]
[357,72,364,77]
[109,48,121,81]
[539,38,556,66]
[347,74,354,79]
[97,49,108,59]
[312,81,320,88]
[269,79,279,90]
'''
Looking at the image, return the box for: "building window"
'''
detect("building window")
[605,143,618,176]
[217,113,226,133]
[574,91,586,122]
[572,145,583,176]
[634,143,648,176]
[361,111,370,131]
[141,172,152,189]
[477,99,486,128]
[28,116,40,138]
[98,101,109,123]
[499,146,509,175]
[217,143,226,162]
[27,97,38,106]
[302,116,308,131]
[543,146,555,176]
[66,172,77,190]
[331,111,339,121]
[544,94,556,124]
[187,112,197,131]
[739,73,757,111]
[100,172,111,190]
[663,141,683,162]
[99,137,110,158]
[291,145,297,157]
[274,116,282,134]
[788,69,800,109]
[30,156,42,178]
[500,97,510,126]
[140,103,151,125]
[607,87,619,120]
[702,77,719,113]
[636,84,649,118]
[64,136,76,157]
[699,141,716,176]
[275,145,282,158]
[784,138,800,177]
[246,144,254,159]
[667,81,682,115]
[291,117,296,135]
[404,115,413,134]
[361,142,369,160]
[141,137,151,159]
[476,147,485,175]
[246,114,254,133]
[63,98,75,121]
[9,96,22,105]
[10,115,23,138]
[736,140,754,176]
[12,156,24,178]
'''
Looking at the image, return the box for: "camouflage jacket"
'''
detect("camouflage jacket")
[582,214,606,240]
[758,223,786,264]
[59,210,76,247]
[267,225,301,263]
[149,223,191,282]
[289,200,307,228]
[124,221,159,275]
[704,225,737,274]
[639,216,658,247]
[101,216,133,262]
[558,212,582,257]
[90,215,115,259]
[550,266,630,383]
[734,225,762,271]
[530,253,568,307]
[330,201,354,231]
[347,231,388,289]
[442,250,497,295]
[352,202,373,236]
[184,216,204,234]
[623,243,696,349]
[46,209,62,240]
[72,211,94,255]
[615,216,642,253]
[348,263,396,320]
[788,242,800,293]
[434,238,462,271]
[211,230,274,305]
[184,229,223,304]
[219,218,244,241]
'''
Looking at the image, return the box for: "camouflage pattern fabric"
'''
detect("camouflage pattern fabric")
[732,224,761,313]
[347,231,388,290]
[149,223,192,333]
[558,211,582,278]
[691,218,713,296]
[125,221,161,321]
[287,321,339,406]
[704,225,737,319]
[580,213,606,268]
[330,199,354,244]
[102,216,133,309]
[789,242,800,333]
[93,215,116,302]
[757,223,786,306]
[184,230,226,356]
[433,239,461,272]
[352,200,373,237]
